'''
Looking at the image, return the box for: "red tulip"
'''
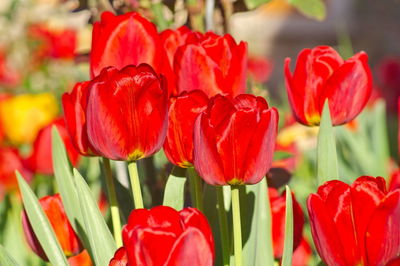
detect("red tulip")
[174,32,247,97]
[193,94,278,185]
[90,12,165,79]
[0,147,31,197]
[163,90,209,168]
[389,170,400,191]
[247,55,273,83]
[25,118,80,175]
[160,26,192,67]
[284,46,372,126]
[269,188,304,258]
[0,94,10,143]
[85,64,168,161]
[22,194,83,260]
[109,247,128,266]
[292,237,312,266]
[376,57,400,112]
[307,176,400,266]
[109,206,214,266]
[62,81,98,156]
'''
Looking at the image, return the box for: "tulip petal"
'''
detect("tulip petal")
[165,227,214,266]
[365,190,400,265]
[321,52,372,125]
[307,194,348,266]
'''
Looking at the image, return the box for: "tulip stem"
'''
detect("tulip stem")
[216,186,230,266]
[231,185,243,266]
[128,161,144,209]
[102,158,123,247]
[188,168,203,212]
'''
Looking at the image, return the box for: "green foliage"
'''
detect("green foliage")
[0,244,19,266]
[16,172,68,266]
[317,101,339,184]
[244,0,271,10]
[163,166,187,210]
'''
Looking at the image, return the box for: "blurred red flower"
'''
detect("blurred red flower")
[0,147,31,197]
[163,90,209,168]
[375,57,400,112]
[307,176,400,265]
[174,32,247,97]
[193,94,278,185]
[285,46,372,126]
[85,64,168,161]
[25,118,80,175]
[269,187,304,259]
[68,250,92,266]
[109,206,214,266]
[22,194,83,260]
[247,55,273,83]
[29,24,77,60]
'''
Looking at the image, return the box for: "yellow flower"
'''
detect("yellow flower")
[0,93,58,144]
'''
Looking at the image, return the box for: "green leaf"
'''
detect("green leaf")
[16,172,69,266]
[0,245,19,266]
[51,127,83,232]
[281,186,293,266]
[163,166,187,210]
[288,0,326,21]
[242,178,275,265]
[73,169,116,266]
[244,0,271,10]
[317,101,339,184]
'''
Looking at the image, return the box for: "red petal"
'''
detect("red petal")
[165,227,214,266]
[321,51,372,125]
[109,247,128,266]
[365,190,400,265]
[307,193,348,266]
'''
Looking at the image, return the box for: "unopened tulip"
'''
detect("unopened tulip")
[193,94,278,185]
[284,46,372,126]
[85,64,168,161]
[22,194,83,260]
[307,176,400,265]
[109,206,214,266]
[163,90,209,168]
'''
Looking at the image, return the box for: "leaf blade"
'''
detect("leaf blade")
[281,186,293,266]
[163,166,187,210]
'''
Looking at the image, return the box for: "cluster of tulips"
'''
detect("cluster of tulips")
[15,10,400,266]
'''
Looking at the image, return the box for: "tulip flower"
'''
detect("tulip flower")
[0,147,31,198]
[90,12,165,79]
[163,90,209,168]
[25,118,80,175]
[247,55,273,83]
[160,26,192,67]
[292,237,312,266]
[174,32,247,97]
[284,46,372,126]
[22,194,83,260]
[0,93,58,144]
[376,57,400,112]
[62,81,98,156]
[307,176,400,265]
[193,94,278,185]
[85,64,168,161]
[109,206,214,266]
[389,170,400,191]
[68,250,92,266]
[269,188,304,258]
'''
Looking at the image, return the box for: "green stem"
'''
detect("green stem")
[102,159,122,247]
[231,186,243,266]
[128,161,144,209]
[216,186,230,266]
[188,168,203,212]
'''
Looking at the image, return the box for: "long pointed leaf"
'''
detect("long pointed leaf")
[281,186,293,266]
[16,172,68,266]
[163,166,187,210]
[73,169,116,265]
[243,178,274,265]
[317,101,339,184]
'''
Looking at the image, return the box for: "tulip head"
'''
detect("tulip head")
[163,90,209,168]
[174,32,247,97]
[307,176,400,266]
[285,46,372,126]
[110,206,214,266]
[193,94,278,186]
[86,64,168,161]
[90,12,164,78]
[22,194,83,260]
